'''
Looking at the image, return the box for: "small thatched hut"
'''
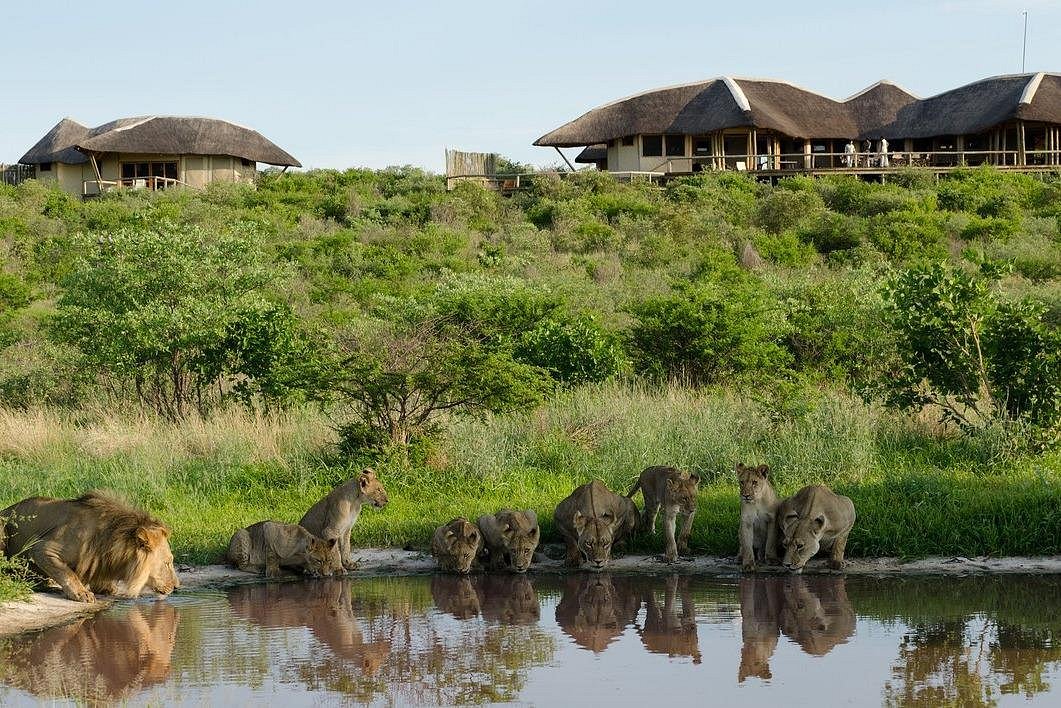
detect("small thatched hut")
[19,116,300,195]
[536,73,1061,173]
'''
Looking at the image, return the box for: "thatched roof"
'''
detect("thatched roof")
[575,144,607,163]
[20,116,300,167]
[881,72,1061,138]
[19,118,92,164]
[535,73,1060,146]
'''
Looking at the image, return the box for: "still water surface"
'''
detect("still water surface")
[1,574,1060,706]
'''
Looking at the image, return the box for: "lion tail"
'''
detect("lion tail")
[625,479,642,499]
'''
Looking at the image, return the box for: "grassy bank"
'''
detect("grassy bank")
[1,383,1058,571]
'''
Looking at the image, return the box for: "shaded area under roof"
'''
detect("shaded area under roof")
[20,116,301,167]
[535,74,1059,147]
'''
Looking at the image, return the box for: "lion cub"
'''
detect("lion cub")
[300,468,389,572]
[627,466,700,562]
[226,521,341,578]
[736,463,781,572]
[478,510,540,573]
[431,518,483,574]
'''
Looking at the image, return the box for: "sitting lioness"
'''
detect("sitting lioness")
[626,466,700,562]
[1,492,180,603]
[300,468,389,572]
[226,521,340,578]
[778,485,856,572]
[554,480,639,571]
[431,518,483,574]
[477,509,540,573]
[736,462,781,572]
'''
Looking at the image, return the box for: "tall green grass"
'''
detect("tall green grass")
[0,384,1058,568]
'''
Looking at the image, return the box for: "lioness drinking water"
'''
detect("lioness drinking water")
[778,485,856,572]
[554,480,639,571]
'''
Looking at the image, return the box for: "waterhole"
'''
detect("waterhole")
[1,574,1059,705]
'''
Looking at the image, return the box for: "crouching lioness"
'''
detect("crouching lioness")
[431,518,483,574]
[478,510,540,573]
[226,521,340,578]
[627,466,700,562]
[0,492,180,603]
[778,485,856,572]
[554,480,639,571]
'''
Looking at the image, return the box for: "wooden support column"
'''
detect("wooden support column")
[803,139,812,170]
[1017,122,1026,166]
[957,135,965,166]
[749,129,757,171]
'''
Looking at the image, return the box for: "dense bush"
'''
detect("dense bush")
[627,266,790,384]
[0,167,1057,449]
[50,220,314,417]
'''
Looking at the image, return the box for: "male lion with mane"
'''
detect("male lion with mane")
[0,492,180,603]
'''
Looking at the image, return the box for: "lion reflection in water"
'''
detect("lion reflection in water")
[635,575,702,664]
[430,574,540,625]
[227,579,390,675]
[738,575,855,682]
[555,575,642,653]
[0,601,180,703]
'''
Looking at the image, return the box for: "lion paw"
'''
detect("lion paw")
[69,589,96,603]
[828,559,847,570]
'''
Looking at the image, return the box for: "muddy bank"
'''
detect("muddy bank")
[5,549,1061,637]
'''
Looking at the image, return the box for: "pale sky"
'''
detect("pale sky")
[2,1,1059,172]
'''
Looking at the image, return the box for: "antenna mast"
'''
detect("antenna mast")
[1022,11,1028,72]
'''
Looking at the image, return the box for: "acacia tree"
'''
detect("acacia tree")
[51,221,311,418]
[332,316,545,447]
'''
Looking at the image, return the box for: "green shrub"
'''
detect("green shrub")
[627,268,790,384]
[882,262,1061,443]
[755,188,824,234]
[516,313,627,385]
[867,210,949,261]
[797,211,864,252]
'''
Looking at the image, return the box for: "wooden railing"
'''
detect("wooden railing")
[648,149,1060,173]
[1,164,35,187]
[83,176,190,195]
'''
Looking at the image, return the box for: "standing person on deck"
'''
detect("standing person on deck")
[878,137,890,168]
[863,139,872,166]
[843,140,856,168]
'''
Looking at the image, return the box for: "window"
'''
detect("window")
[120,161,178,188]
[241,158,253,167]
[39,162,52,172]
[622,136,635,146]
[694,138,711,154]
[642,135,663,157]
[665,135,685,157]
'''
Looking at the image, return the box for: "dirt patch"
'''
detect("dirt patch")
[5,550,1061,637]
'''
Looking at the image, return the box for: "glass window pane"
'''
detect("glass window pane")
[642,135,663,157]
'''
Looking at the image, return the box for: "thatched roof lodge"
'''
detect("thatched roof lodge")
[19,116,300,195]
[536,73,1061,175]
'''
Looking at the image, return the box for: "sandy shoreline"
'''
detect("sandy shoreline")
[4,549,1061,637]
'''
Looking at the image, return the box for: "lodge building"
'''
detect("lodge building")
[18,116,300,196]
[535,73,1061,175]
